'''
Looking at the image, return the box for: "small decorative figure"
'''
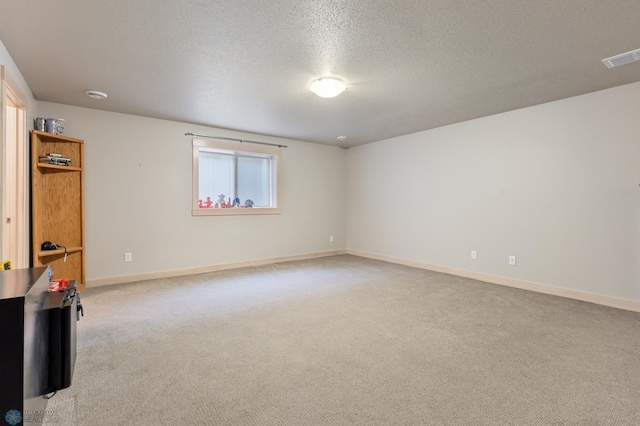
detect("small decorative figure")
[198,199,204,208]
[204,196,213,208]
[244,199,254,208]
[232,197,241,208]
[214,202,219,208]
[217,194,226,207]
[226,197,232,208]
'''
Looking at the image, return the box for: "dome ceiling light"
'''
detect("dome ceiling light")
[309,78,347,98]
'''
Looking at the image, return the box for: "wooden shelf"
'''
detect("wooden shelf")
[37,163,82,172]
[31,131,85,290]
[38,247,83,258]
[31,130,84,144]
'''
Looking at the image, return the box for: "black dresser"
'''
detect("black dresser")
[0,267,50,425]
[0,268,81,425]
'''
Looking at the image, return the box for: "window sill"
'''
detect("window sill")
[192,208,281,216]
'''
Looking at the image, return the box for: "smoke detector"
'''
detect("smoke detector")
[85,90,108,100]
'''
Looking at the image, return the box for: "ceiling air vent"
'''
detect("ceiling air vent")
[602,48,640,68]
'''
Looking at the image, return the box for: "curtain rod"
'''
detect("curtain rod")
[185,132,288,148]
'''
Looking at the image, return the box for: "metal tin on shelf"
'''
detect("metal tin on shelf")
[34,117,46,131]
[44,118,65,135]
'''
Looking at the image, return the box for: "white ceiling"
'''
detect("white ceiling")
[1,1,639,148]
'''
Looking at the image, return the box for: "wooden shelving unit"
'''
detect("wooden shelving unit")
[31,130,85,289]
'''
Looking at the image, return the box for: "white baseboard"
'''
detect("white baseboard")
[87,249,347,288]
[347,249,640,313]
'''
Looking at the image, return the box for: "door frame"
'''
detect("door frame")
[1,65,29,268]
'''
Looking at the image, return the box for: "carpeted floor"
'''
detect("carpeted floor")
[43,255,640,425]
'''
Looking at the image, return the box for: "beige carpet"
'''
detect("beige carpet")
[44,255,640,425]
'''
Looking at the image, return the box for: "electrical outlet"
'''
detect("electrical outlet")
[124,252,132,262]
[329,235,334,243]
[509,255,516,266]
[471,250,477,260]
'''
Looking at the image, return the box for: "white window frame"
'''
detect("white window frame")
[192,138,281,216]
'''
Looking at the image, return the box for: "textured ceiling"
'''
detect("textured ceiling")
[1,1,640,148]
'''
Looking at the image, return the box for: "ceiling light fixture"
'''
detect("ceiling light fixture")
[337,136,348,142]
[310,78,347,98]
[85,90,108,100]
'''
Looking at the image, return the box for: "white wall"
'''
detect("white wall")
[347,82,640,303]
[37,102,347,283]
[7,34,639,304]
[0,39,36,120]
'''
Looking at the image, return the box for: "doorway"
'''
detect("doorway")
[1,66,28,268]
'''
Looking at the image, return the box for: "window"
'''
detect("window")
[192,138,281,215]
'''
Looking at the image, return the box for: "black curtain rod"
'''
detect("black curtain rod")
[185,132,288,148]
